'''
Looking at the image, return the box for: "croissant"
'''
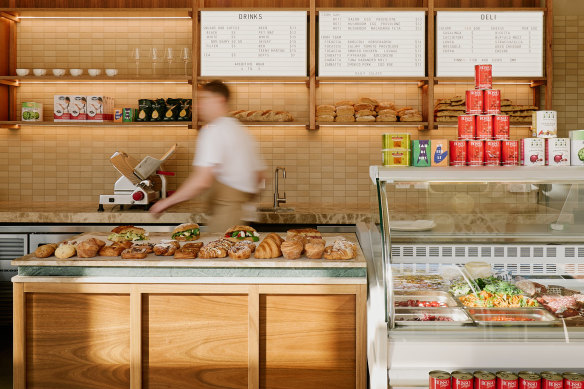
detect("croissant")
[254,235,283,259]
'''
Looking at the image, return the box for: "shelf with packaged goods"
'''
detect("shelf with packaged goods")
[434,121,532,128]
[0,121,193,129]
[0,76,192,83]
[317,121,427,128]
[434,77,546,87]
[0,8,192,17]
[316,77,428,85]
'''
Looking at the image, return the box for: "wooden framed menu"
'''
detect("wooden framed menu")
[318,11,425,77]
[436,11,544,77]
[200,11,307,77]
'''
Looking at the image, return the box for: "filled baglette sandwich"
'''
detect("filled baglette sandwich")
[108,226,148,242]
[171,223,200,241]
[225,225,260,242]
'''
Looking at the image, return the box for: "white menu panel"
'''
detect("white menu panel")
[318,11,425,77]
[200,11,307,77]
[436,11,544,77]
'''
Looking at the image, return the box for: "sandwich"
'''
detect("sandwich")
[171,223,200,241]
[224,225,260,242]
[108,225,148,242]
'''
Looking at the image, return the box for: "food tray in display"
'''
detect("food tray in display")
[394,291,461,308]
[394,307,473,327]
[393,274,448,291]
[467,308,560,327]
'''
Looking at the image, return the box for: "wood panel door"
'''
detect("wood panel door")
[143,294,249,389]
[259,294,357,389]
[26,293,131,389]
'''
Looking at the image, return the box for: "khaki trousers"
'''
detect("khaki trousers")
[206,180,256,233]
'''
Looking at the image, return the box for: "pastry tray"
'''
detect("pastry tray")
[394,307,473,327]
[467,308,561,327]
[394,291,461,308]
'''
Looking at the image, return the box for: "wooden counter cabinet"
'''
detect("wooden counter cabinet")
[13,282,366,389]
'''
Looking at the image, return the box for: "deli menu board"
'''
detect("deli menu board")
[200,11,307,77]
[436,11,544,77]
[319,11,425,77]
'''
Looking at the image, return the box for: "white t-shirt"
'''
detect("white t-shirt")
[193,116,265,194]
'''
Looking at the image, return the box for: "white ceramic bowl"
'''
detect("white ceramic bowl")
[88,69,101,77]
[70,69,83,76]
[52,69,66,77]
[32,69,47,76]
[105,68,118,77]
[16,69,29,76]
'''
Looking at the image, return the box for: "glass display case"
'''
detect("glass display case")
[362,166,584,389]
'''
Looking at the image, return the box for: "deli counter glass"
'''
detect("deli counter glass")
[363,166,584,389]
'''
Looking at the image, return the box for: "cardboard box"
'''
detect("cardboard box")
[411,140,431,167]
[382,149,410,166]
[570,131,584,166]
[431,139,449,166]
[113,108,123,123]
[520,138,545,166]
[21,102,43,121]
[68,95,87,121]
[87,96,114,121]
[532,111,557,138]
[123,108,137,122]
[546,138,570,166]
[53,95,71,122]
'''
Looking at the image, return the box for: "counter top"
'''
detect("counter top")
[0,201,375,225]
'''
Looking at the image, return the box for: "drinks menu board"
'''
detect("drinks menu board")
[200,11,307,77]
[318,11,425,77]
[436,11,544,77]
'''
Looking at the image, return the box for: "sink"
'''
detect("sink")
[257,207,295,213]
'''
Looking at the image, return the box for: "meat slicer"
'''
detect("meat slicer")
[98,144,177,211]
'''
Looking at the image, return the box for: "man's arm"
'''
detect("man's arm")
[150,166,215,216]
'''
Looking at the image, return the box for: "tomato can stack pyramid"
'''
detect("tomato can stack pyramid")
[450,64,516,167]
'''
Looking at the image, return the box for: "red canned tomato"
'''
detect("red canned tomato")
[475,371,497,389]
[450,140,467,166]
[501,140,519,166]
[476,115,493,140]
[454,372,475,389]
[564,374,584,389]
[475,64,493,90]
[485,140,501,166]
[467,140,484,166]
[519,372,541,389]
[497,372,519,389]
[541,373,563,389]
[466,90,484,114]
[430,371,452,389]
[493,115,510,140]
[484,89,501,114]
[458,115,476,140]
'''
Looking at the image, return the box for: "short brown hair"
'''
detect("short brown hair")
[201,80,230,101]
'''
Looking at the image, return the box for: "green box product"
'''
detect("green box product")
[382,133,411,149]
[21,102,43,121]
[382,149,410,166]
[136,99,153,121]
[122,108,137,122]
[411,140,431,167]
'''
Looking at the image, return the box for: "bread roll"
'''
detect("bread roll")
[316,104,336,114]
[335,100,354,107]
[355,109,377,118]
[356,115,376,122]
[377,108,397,116]
[400,113,423,122]
[354,103,374,111]
[317,115,335,122]
[55,243,76,259]
[359,97,379,106]
[335,115,355,122]
[336,105,355,116]
[34,243,58,258]
[376,101,395,111]
[376,115,398,122]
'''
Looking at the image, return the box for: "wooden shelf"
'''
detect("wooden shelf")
[316,76,428,83]
[317,121,428,127]
[198,121,309,127]
[435,77,546,84]
[0,121,191,129]
[197,76,308,83]
[1,75,192,83]
[435,121,532,128]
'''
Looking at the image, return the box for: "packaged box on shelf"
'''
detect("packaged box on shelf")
[382,133,410,149]
[532,111,557,138]
[68,95,87,121]
[123,108,137,122]
[382,149,410,166]
[113,108,123,123]
[53,95,70,122]
[431,139,449,167]
[520,138,545,166]
[569,130,584,166]
[411,140,431,167]
[21,102,42,122]
[87,96,114,121]
[546,138,570,166]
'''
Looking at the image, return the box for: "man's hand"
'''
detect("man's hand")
[149,197,173,218]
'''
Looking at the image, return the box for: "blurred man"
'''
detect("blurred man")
[150,80,265,232]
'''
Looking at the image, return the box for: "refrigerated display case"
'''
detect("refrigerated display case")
[362,166,584,389]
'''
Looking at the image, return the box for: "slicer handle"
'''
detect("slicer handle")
[159,144,177,163]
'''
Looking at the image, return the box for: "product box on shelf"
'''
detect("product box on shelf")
[521,138,545,166]
[431,139,449,167]
[68,95,87,121]
[123,108,137,122]
[411,140,431,167]
[53,95,71,122]
[569,130,584,166]
[382,133,411,149]
[475,64,493,90]
[546,138,570,166]
[113,108,123,123]
[532,111,557,138]
[21,102,42,122]
[87,96,114,121]
[382,149,410,166]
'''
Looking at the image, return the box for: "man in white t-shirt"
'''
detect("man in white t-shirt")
[150,81,265,232]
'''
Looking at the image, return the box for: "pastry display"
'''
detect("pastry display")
[121,247,148,259]
[228,109,293,122]
[108,226,148,242]
[153,242,177,256]
[281,240,303,260]
[34,243,58,258]
[304,239,326,259]
[323,239,357,260]
[159,239,181,249]
[207,239,234,250]
[55,242,76,259]
[132,243,154,253]
[76,238,106,258]
[228,245,252,260]
[317,97,421,123]
[198,245,228,259]
[254,234,283,259]
[174,248,199,259]
[171,223,200,241]
[233,240,256,253]
[182,242,204,250]
[224,225,260,242]
[99,243,126,257]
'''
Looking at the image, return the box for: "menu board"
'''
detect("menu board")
[436,11,544,77]
[318,11,425,77]
[200,11,307,77]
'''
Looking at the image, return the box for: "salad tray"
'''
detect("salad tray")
[394,291,461,308]
[394,307,473,327]
[467,308,560,327]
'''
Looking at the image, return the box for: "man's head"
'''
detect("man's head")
[198,80,230,122]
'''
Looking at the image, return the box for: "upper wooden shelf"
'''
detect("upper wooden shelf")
[317,77,428,82]
[434,77,546,85]
[197,76,309,83]
[0,121,192,129]
[0,75,192,83]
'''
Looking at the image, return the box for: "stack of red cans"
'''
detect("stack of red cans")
[450,64,517,167]
[430,371,584,389]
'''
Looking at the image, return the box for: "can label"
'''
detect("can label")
[458,115,476,140]
[430,371,452,389]
[476,115,493,140]
[466,90,484,114]
[541,373,563,389]
[484,89,501,114]
[519,373,541,389]
[475,372,497,389]
[475,64,493,89]
[502,140,519,165]
[493,115,510,140]
[498,372,519,389]
[485,140,501,166]
[521,138,545,166]
[450,140,467,166]
[454,373,475,389]
[564,374,584,389]
[467,140,484,166]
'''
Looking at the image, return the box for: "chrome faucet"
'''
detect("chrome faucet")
[273,167,286,208]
